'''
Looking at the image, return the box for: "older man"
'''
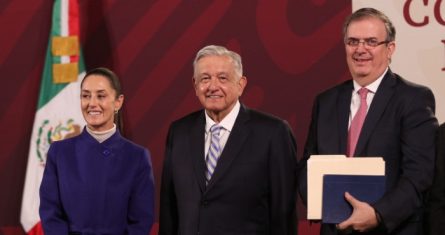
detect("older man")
[159,45,298,235]
[299,8,438,235]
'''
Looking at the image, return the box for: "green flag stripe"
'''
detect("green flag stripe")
[37,0,86,109]
[37,43,66,109]
[37,47,85,109]
[52,0,61,36]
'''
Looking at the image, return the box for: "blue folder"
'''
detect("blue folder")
[322,174,385,224]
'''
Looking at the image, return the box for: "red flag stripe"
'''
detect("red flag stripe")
[27,222,44,235]
[69,0,80,63]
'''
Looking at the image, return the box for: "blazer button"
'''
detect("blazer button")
[201,200,208,206]
[102,148,111,156]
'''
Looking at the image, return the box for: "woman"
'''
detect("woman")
[39,68,154,235]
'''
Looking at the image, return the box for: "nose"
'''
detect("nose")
[88,96,98,106]
[355,42,368,52]
[356,41,367,47]
[208,77,220,90]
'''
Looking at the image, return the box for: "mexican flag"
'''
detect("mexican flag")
[20,0,86,233]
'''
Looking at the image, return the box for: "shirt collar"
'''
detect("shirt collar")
[353,67,388,94]
[205,100,240,133]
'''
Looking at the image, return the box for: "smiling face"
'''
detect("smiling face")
[345,17,395,86]
[193,55,247,122]
[81,74,123,132]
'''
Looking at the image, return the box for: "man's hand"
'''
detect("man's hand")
[337,192,379,233]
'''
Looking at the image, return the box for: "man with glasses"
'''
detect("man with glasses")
[298,8,438,235]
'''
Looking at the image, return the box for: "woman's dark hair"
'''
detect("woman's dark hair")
[81,67,124,133]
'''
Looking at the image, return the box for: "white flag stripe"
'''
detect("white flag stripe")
[20,72,85,232]
[61,0,69,36]
[61,0,70,64]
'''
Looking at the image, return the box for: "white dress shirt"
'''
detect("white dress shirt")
[349,67,388,128]
[204,101,240,158]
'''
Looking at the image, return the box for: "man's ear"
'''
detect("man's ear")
[238,76,247,96]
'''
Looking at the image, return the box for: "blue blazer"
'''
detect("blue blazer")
[40,129,154,235]
[299,69,438,235]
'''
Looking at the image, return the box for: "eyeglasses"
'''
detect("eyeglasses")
[345,38,390,48]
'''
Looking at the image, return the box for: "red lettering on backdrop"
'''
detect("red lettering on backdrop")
[435,0,445,25]
[403,1,445,71]
[404,0,429,27]
[404,0,445,26]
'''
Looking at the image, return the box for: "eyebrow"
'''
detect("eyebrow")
[81,89,107,93]
[198,71,229,76]
[347,37,378,40]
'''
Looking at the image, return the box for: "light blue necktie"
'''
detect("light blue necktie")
[205,124,223,183]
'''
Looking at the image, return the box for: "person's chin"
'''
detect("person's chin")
[204,105,225,114]
[87,120,104,128]
[204,101,223,109]
[352,67,371,77]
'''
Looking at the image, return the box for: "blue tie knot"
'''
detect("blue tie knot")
[210,124,223,136]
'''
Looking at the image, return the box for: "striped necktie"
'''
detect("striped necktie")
[205,124,223,183]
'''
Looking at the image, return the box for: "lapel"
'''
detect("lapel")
[354,70,397,156]
[205,104,250,192]
[337,81,353,154]
[189,111,207,193]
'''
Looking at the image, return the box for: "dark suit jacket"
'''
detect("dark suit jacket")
[159,104,298,235]
[299,70,438,235]
[40,129,155,235]
[424,123,445,235]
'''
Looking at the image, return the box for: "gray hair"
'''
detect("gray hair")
[193,45,243,78]
[343,7,396,43]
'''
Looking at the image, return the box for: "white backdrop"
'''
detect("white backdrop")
[353,0,445,123]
